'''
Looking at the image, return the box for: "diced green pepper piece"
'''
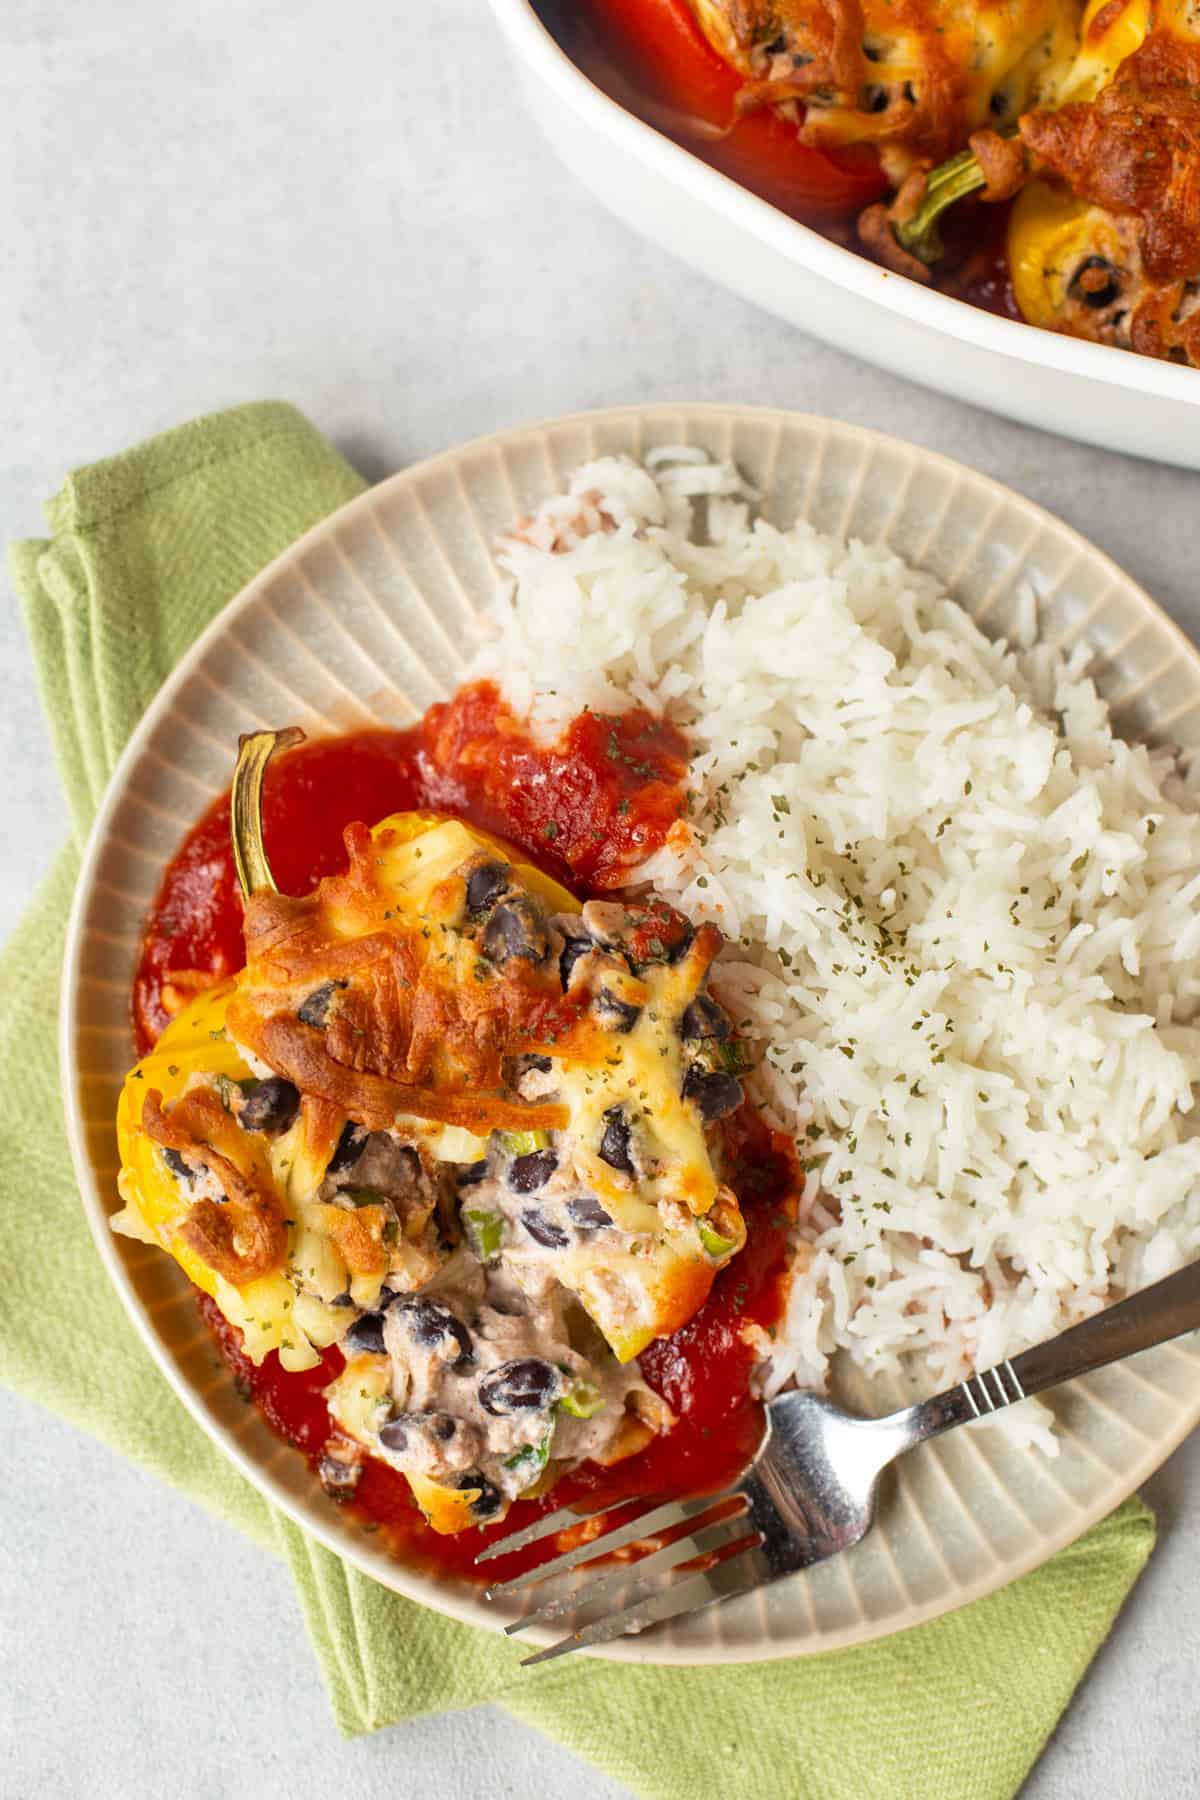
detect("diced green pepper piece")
[558,1381,605,1420]
[499,1129,552,1156]
[698,1217,738,1258]
[504,1427,553,1480]
[214,1073,257,1112]
[717,1037,754,1077]
[463,1207,503,1260]
[341,1186,390,1210]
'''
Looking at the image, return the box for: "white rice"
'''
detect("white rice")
[470,451,1200,1452]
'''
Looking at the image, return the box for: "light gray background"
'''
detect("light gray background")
[2,2,1198,1795]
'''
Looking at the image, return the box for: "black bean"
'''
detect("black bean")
[595,989,642,1033]
[478,1357,562,1415]
[327,1121,366,1175]
[519,1053,553,1074]
[378,1415,410,1452]
[457,1159,489,1188]
[298,981,340,1027]
[666,923,696,964]
[861,82,889,112]
[680,993,731,1042]
[330,1291,355,1308]
[682,1065,743,1121]
[520,1206,570,1249]
[342,1311,387,1356]
[454,1471,503,1519]
[509,1148,558,1193]
[1069,255,1121,310]
[239,1076,300,1135]
[386,1295,474,1368]
[378,1410,461,1453]
[559,933,592,989]
[483,897,549,966]
[161,1147,192,1183]
[389,1144,423,1186]
[466,859,511,914]
[599,1106,634,1174]
[568,1194,612,1230]
[318,1452,361,1500]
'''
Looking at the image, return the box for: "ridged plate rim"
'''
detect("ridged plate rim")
[61,403,1200,1665]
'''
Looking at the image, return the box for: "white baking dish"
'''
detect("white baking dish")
[489,0,1200,469]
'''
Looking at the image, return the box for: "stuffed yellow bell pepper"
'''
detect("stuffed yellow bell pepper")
[867,0,1200,365]
[114,730,751,1531]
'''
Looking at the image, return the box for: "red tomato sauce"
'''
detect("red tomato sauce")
[133,681,688,1053]
[137,687,800,1581]
[956,246,1021,321]
[939,201,1022,322]
[420,683,690,890]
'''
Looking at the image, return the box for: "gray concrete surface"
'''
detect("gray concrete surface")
[3,1,1199,1794]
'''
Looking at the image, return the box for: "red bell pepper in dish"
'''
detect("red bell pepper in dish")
[581,0,888,221]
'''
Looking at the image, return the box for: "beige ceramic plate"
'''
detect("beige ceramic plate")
[62,405,1200,1664]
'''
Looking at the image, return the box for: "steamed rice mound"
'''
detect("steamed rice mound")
[472,449,1200,1452]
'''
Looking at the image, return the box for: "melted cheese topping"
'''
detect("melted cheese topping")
[557,983,715,1216]
[115,812,748,1373]
[688,0,1081,166]
[113,982,342,1370]
[547,957,732,1358]
[1047,0,1151,103]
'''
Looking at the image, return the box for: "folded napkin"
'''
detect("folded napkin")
[3,400,1155,1799]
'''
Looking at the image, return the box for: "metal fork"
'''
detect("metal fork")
[479,1256,1200,1663]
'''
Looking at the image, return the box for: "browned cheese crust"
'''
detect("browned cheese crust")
[140,1085,288,1284]
[227,820,723,1144]
[1021,32,1200,282]
[1021,29,1200,357]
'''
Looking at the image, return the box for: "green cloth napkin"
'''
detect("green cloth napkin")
[3,400,1155,1799]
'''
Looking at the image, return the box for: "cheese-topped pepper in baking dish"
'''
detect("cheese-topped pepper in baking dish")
[592,0,1200,365]
[866,0,1200,364]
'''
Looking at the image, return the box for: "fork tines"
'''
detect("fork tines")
[477,1489,765,1665]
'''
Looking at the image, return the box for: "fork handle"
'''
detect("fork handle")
[902,1256,1200,1444]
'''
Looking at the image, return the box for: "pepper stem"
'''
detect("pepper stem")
[231,728,305,898]
[895,149,986,264]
